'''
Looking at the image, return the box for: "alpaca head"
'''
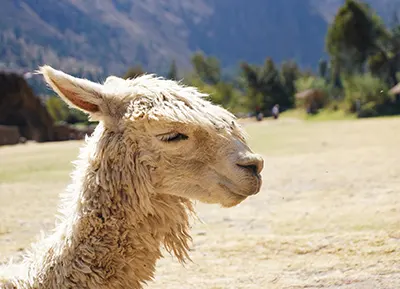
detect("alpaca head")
[41,66,263,208]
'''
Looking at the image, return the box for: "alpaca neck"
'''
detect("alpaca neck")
[27,124,193,289]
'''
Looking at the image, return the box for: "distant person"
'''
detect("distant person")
[255,105,263,121]
[256,111,264,121]
[272,104,279,119]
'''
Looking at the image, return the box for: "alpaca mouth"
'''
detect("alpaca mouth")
[220,176,262,198]
[255,174,262,193]
[236,174,262,196]
[248,175,262,196]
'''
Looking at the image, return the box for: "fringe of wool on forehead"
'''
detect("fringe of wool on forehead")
[101,73,246,139]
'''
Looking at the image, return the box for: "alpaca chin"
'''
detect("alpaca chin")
[220,196,247,208]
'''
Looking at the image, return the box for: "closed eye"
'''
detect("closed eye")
[157,132,189,142]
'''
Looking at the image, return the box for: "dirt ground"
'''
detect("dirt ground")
[0,117,399,288]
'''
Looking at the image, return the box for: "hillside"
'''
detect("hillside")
[1,0,399,81]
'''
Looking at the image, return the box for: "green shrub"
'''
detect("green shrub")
[46,96,90,124]
[358,101,378,118]
[46,96,69,122]
[295,76,329,94]
[295,76,330,112]
[343,74,392,116]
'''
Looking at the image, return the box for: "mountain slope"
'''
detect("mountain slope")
[188,0,328,68]
[0,0,399,79]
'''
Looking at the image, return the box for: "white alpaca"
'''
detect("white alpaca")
[0,66,263,289]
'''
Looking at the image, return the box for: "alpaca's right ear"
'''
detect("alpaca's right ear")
[39,65,104,115]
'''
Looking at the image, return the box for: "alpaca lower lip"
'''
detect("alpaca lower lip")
[247,176,262,195]
[254,177,262,194]
[220,182,260,197]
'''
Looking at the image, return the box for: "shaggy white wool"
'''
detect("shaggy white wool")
[0,66,263,289]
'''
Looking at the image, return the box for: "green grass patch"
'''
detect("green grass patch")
[281,108,356,121]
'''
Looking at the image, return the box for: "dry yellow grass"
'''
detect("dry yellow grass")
[1,117,399,288]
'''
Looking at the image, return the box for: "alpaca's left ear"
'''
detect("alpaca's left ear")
[39,65,105,115]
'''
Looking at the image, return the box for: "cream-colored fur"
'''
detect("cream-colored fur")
[0,66,264,289]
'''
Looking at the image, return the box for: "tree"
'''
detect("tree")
[390,15,400,51]
[368,19,400,87]
[191,52,221,85]
[214,82,238,108]
[331,61,344,94]
[280,60,300,104]
[240,62,263,111]
[240,62,260,90]
[167,60,178,80]
[260,58,293,109]
[240,58,294,113]
[318,59,328,79]
[326,0,389,74]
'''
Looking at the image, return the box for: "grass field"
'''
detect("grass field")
[0,117,399,288]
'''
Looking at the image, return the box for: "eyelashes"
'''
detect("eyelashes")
[157,132,189,143]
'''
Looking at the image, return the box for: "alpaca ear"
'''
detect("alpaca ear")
[39,65,104,114]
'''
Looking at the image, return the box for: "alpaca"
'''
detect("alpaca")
[0,66,264,289]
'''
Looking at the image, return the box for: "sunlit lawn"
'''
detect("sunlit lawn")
[280,108,357,122]
[1,116,399,288]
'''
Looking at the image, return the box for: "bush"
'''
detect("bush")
[295,76,329,94]
[46,96,91,124]
[295,76,330,112]
[46,96,69,122]
[357,101,379,118]
[343,74,392,116]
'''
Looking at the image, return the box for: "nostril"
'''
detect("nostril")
[237,155,263,175]
[237,154,264,175]
[237,164,258,175]
[248,164,258,175]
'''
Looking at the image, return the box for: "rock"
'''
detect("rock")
[0,125,20,145]
[0,71,54,142]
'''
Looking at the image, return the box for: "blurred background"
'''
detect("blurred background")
[0,1,400,288]
[1,0,400,145]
